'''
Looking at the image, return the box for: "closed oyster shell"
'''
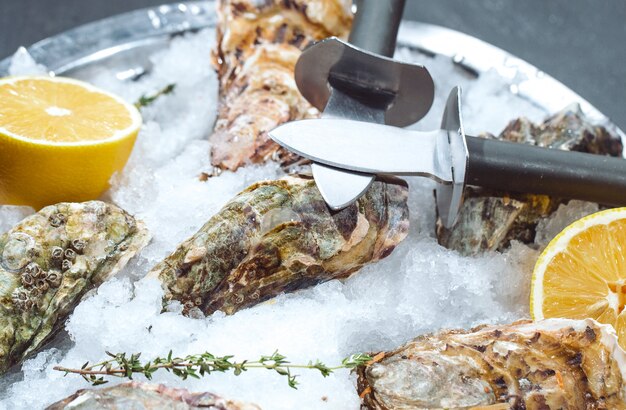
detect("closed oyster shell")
[209,0,352,170]
[357,318,626,409]
[437,105,624,255]
[46,381,260,409]
[149,175,408,316]
[0,201,150,374]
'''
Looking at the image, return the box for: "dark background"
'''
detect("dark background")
[1,0,625,130]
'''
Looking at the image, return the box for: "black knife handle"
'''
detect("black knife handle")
[465,136,626,205]
[349,0,406,57]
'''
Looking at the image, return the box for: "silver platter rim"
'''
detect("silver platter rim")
[0,0,623,140]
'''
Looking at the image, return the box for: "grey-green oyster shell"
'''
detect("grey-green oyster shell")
[437,105,624,255]
[0,201,150,374]
[149,175,409,316]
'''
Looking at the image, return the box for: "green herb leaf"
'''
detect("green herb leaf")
[53,349,370,390]
[134,84,176,109]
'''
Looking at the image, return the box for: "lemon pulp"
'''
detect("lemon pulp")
[531,208,626,349]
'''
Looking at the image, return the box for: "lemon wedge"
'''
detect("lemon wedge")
[531,207,626,349]
[0,76,141,208]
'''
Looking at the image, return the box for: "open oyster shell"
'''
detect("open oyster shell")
[357,318,626,409]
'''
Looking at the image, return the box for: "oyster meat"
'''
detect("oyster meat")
[209,0,352,171]
[0,201,150,374]
[46,382,260,409]
[357,318,626,409]
[149,175,408,316]
[437,105,624,255]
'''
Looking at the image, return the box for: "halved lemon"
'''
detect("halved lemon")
[531,207,626,348]
[0,76,141,208]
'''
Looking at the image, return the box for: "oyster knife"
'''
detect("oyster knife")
[270,87,626,228]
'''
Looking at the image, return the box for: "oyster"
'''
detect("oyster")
[149,175,408,316]
[46,382,260,409]
[437,105,624,255]
[0,201,149,374]
[357,318,626,409]
[209,0,352,171]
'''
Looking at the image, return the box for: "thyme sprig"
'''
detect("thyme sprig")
[53,350,372,389]
[134,83,176,109]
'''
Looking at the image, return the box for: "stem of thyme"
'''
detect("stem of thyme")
[134,83,176,109]
[53,350,372,389]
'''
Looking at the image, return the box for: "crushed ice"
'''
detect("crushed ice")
[534,200,600,247]
[8,47,48,76]
[0,206,34,232]
[0,30,606,409]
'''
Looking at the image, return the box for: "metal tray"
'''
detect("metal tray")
[0,2,624,404]
[0,0,623,140]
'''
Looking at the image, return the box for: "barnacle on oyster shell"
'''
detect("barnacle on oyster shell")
[70,239,86,253]
[20,271,33,287]
[46,381,260,410]
[61,259,72,272]
[357,318,626,409]
[63,248,76,262]
[0,201,150,374]
[48,212,66,227]
[45,271,62,288]
[149,175,408,316]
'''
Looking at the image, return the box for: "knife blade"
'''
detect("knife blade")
[294,0,434,209]
[310,0,404,210]
[271,119,450,180]
[270,88,626,225]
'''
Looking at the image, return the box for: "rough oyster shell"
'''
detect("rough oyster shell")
[437,105,624,255]
[46,381,260,409]
[0,201,150,374]
[209,0,352,171]
[357,318,626,409]
[149,175,408,316]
